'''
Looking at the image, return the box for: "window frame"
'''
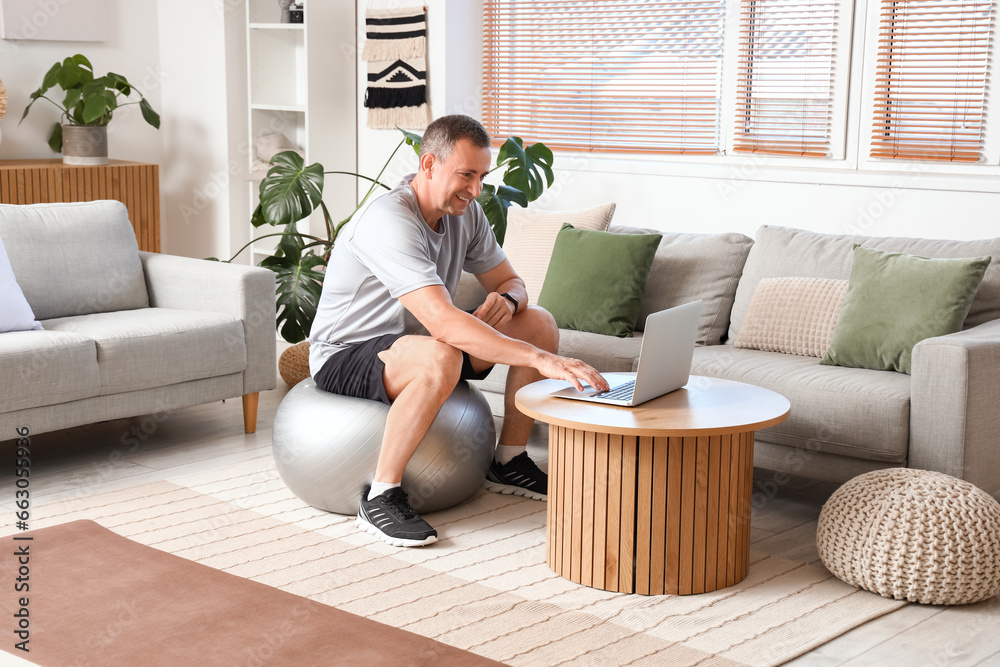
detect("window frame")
[856,0,1000,173]
[476,0,1000,190]
[726,0,850,158]
[480,0,728,156]
[718,0,856,161]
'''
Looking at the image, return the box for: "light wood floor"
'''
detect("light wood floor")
[3,357,999,666]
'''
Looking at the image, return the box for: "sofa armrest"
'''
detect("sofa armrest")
[910,318,1000,496]
[139,252,276,395]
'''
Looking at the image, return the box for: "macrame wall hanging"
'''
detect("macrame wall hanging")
[363,6,430,130]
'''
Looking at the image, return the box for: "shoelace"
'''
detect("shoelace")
[381,490,416,520]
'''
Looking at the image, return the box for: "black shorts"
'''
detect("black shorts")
[313,333,495,405]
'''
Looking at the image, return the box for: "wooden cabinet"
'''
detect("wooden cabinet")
[0,159,160,252]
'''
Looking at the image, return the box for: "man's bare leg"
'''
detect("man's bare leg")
[472,306,560,499]
[355,335,463,547]
[494,306,559,447]
[375,336,464,483]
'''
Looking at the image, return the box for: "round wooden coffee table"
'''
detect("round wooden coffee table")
[516,374,790,596]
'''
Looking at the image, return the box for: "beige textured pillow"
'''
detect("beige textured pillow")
[735,277,848,357]
[503,203,616,305]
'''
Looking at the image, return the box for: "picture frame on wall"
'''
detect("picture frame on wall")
[0,0,109,41]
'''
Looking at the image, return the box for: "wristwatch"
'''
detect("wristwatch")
[500,292,519,314]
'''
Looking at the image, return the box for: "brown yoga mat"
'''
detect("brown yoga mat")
[0,520,506,666]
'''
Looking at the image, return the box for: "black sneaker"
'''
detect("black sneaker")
[356,486,438,547]
[485,452,548,500]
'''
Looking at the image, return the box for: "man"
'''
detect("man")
[308,115,608,547]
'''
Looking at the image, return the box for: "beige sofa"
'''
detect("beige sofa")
[0,201,277,439]
[456,224,1000,497]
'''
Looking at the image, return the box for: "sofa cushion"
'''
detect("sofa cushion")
[692,346,911,463]
[539,225,662,337]
[821,247,991,374]
[504,203,616,305]
[611,225,753,345]
[557,328,645,372]
[453,271,488,311]
[0,201,149,320]
[730,225,1000,342]
[41,309,247,395]
[736,277,848,357]
[0,330,100,412]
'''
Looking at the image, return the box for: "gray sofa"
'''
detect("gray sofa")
[0,200,277,439]
[457,224,1000,497]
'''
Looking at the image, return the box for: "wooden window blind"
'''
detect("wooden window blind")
[870,0,993,162]
[482,0,725,155]
[733,0,839,156]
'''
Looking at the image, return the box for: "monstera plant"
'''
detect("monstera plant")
[224,128,555,343]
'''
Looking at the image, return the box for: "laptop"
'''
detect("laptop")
[550,300,703,407]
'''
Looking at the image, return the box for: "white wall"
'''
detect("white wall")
[157,0,245,258]
[535,158,1000,242]
[0,0,248,260]
[0,0,163,165]
[356,2,1000,243]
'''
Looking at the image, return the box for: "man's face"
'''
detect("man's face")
[424,138,492,219]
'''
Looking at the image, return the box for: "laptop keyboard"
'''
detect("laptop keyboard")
[595,380,636,401]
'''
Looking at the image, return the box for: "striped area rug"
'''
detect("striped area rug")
[35,457,905,667]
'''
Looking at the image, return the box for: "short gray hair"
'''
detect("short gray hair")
[419,115,491,163]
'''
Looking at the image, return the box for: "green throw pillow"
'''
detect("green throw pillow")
[537,224,662,337]
[820,245,991,374]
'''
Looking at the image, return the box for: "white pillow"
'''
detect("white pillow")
[735,276,847,357]
[503,203,616,305]
[0,237,43,333]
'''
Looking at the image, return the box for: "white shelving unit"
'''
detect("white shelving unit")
[243,0,357,265]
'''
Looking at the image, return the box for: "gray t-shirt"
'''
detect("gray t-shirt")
[308,175,506,375]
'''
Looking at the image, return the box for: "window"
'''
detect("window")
[482,0,725,154]
[733,0,839,156]
[869,0,993,162]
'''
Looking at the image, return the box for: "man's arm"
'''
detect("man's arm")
[397,284,607,391]
[470,258,528,329]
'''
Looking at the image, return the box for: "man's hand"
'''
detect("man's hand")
[535,352,610,393]
[472,292,515,329]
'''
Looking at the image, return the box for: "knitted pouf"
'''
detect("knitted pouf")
[278,340,311,386]
[817,468,1000,605]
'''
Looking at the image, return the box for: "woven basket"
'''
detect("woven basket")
[278,340,311,387]
[817,468,1000,605]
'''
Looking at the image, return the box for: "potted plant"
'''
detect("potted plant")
[224,128,555,343]
[20,54,160,165]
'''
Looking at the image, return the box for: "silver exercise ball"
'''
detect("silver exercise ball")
[272,378,496,515]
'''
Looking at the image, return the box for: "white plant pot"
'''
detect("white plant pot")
[62,124,108,165]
